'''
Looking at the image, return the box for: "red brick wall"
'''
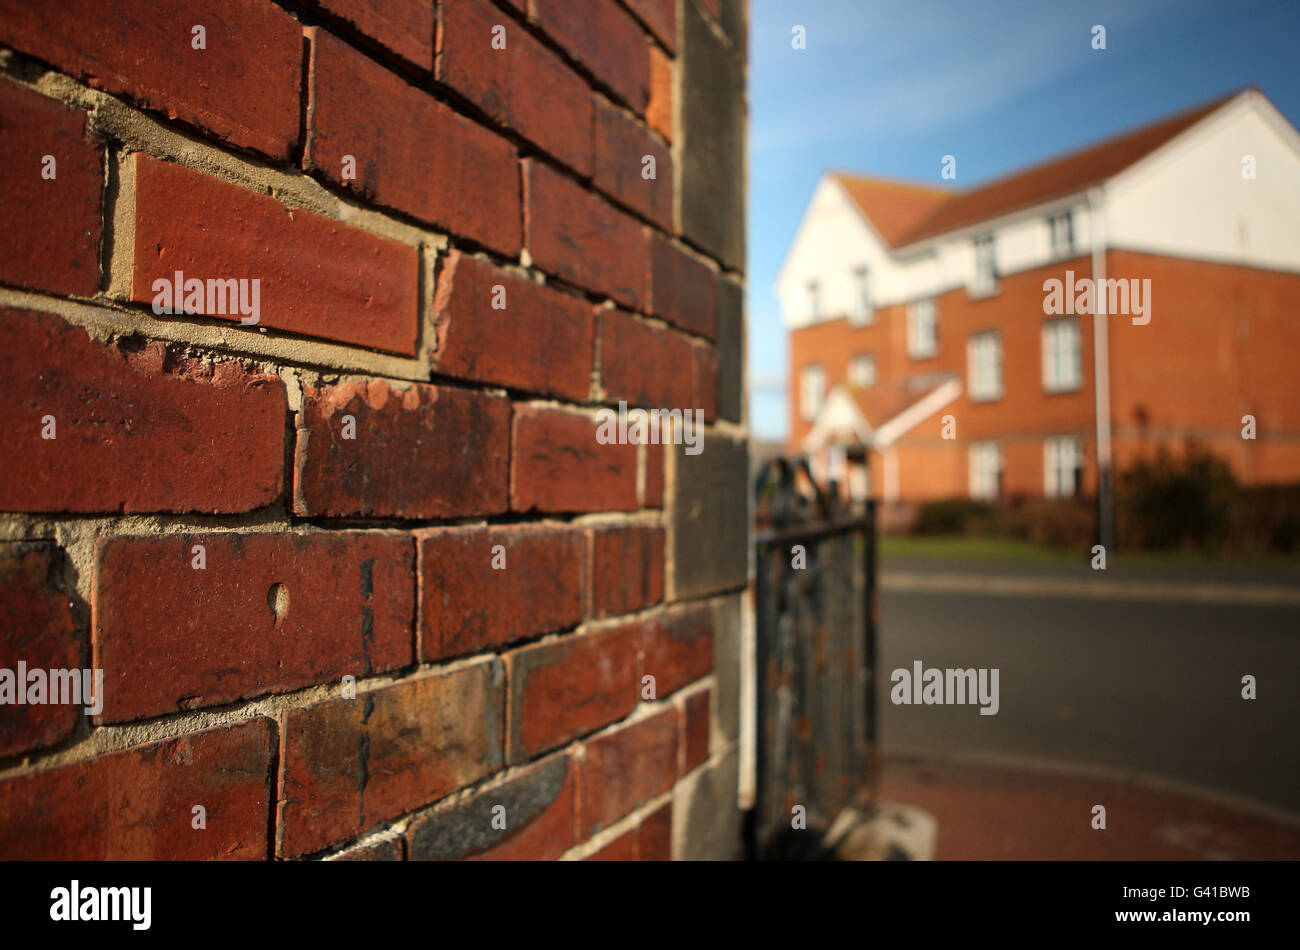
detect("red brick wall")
[0,0,747,861]
[789,251,1300,500]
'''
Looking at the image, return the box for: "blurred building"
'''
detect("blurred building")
[778,88,1300,510]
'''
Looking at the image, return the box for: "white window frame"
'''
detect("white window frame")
[973,235,997,296]
[1049,212,1074,258]
[849,353,875,388]
[850,266,873,326]
[1042,317,1082,393]
[969,441,1002,500]
[967,331,1003,402]
[807,280,821,321]
[1044,435,1083,498]
[800,364,826,422]
[907,299,938,359]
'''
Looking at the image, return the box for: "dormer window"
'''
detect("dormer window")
[1049,212,1075,258]
[973,235,997,296]
[850,266,873,326]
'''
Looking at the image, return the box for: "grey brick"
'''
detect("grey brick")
[669,432,748,599]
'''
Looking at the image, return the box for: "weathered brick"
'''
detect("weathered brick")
[682,689,711,772]
[0,308,285,514]
[641,605,713,698]
[0,544,78,758]
[712,595,742,743]
[639,801,673,860]
[438,0,593,175]
[280,661,504,858]
[647,45,673,143]
[512,405,639,513]
[0,720,273,859]
[715,276,744,423]
[594,99,672,228]
[680,2,745,268]
[432,251,594,401]
[307,28,520,256]
[93,532,414,722]
[128,154,419,355]
[418,524,586,661]
[524,159,643,308]
[599,310,693,409]
[407,753,574,860]
[643,442,665,508]
[575,708,678,840]
[306,0,434,69]
[692,343,719,421]
[672,745,741,859]
[295,379,511,519]
[589,525,664,619]
[647,231,717,339]
[669,433,748,599]
[0,80,102,297]
[0,0,301,159]
[530,0,650,113]
[626,0,676,53]
[504,625,640,763]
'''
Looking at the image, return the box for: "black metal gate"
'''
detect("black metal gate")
[749,457,878,858]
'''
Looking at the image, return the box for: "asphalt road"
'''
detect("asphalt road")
[878,557,1300,815]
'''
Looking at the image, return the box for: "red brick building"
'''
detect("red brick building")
[779,88,1300,515]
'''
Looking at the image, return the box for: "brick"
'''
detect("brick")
[717,0,748,57]
[692,343,719,421]
[128,154,419,355]
[593,99,672,228]
[0,80,102,297]
[93,532,414,722]
[647,231,717,338]
[589,525,664,619]
[669,433,748,599]
[524,159,643,308]
[626,0,676,53]
[0,720,273,860]
[407,753,574,860]
[307,28,520,256]
[306,0,434,69]
[437,0,593,176]
[0,308,284,514]
[643,442,665,508]
[504,624,640,763]
[332,837,404,861]
[641,605,713,697]
[712,595,741,743]
[575,708,678,840]
[0,0,299,159]
[715,276,744,423]
[588,827,638,860]
[647,46,673,143]
[680,2,745,268]
[530,0,650,113]
[682,689,711,772]
[280,661,504,858]
[0,544,78,758]
[599,310,693,409]
[432,251,594,401]
[295,379,511,519]
[418,524,586,661]
[672,745,741,859]
[638,801,673,860]
[512,405,639,513]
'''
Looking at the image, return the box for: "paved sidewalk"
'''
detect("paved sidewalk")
[880,755,1300,860]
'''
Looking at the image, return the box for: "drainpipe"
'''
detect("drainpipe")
[1088,187,1115,552]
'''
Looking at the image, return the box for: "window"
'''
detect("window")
[969,441,1002,500]
[1049,212,1074,258]
[973,235,997,295]
[967,331,1003,401]
[849,354,875,388]
[850,266,873,326]
[807,280,821,320]
[907,299,938,358]
[1044,436,1083,498]
[1042,317,1082,392]
[800,364,826,422]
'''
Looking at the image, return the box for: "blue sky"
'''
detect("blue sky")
[747,0,1300,442]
